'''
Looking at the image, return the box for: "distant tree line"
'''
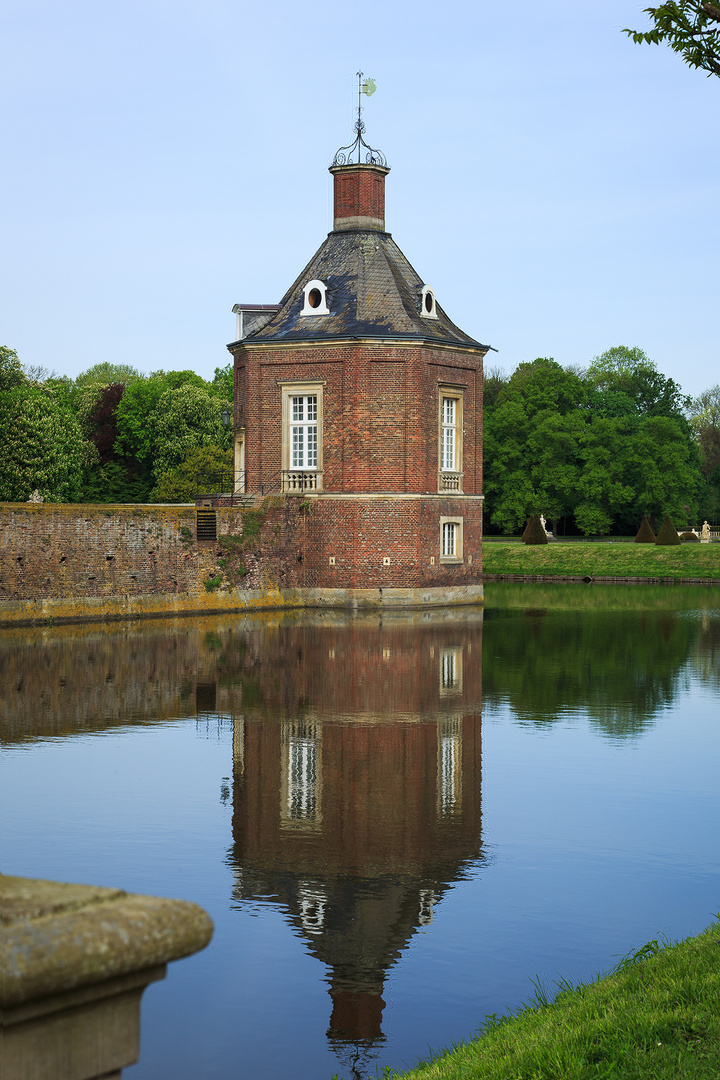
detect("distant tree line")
[483,347,719,535]
[0,347,233,504]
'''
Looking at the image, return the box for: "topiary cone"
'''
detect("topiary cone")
[523,514,549,545]
[655,513,681,546]
[634,514,656,544]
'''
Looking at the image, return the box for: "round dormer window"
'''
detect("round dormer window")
[301,279,330,316]
[420,285,438,319]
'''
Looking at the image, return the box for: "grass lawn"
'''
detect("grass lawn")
[387,919,720,1080]
[483,542,720,580]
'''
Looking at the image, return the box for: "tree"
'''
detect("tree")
[624,1,720,77]
[484,358,587,533]
[151,383,231,483]
[152,445,234,502]
[689,384,720,483]
[586,346,689,422]
[0,345,24,392]
[0,381,93,502]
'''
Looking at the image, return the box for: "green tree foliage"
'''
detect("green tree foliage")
[689,384,720,482]
[212,363,234,401]
[74,362,142,387]
[0,381,93,502]
[586,346,689,422]
[0,345,24,392]
[484,358,587,533]
[152,445,234,503]
[485,350,702,536]
[151,383,231,483]
[115,370,207,466]
[624,0,720,77]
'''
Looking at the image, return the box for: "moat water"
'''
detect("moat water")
[1,583,719,1080]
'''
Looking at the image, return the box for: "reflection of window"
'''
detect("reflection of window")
[281,720,322,829]
[438,386,463,491]
[297,882,326,935]
[280,381,324,491]
[440,646,463,695]
[440,517,463,563]
[438,717,462,817]
[418,888,437,926]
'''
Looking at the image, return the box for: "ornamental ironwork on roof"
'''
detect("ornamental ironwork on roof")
[331,72,388,168]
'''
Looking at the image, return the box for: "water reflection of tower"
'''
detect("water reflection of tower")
[228,616,484,1074]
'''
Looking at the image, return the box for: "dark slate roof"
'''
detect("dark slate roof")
[244,230,487,349]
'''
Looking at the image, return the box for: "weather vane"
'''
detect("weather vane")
[331,71,388,168]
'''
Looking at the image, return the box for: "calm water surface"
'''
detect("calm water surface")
[1,584,719,1079]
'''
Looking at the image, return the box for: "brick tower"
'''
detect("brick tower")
[229,118,490,608]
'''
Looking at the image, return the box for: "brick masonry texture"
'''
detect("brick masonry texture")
[0,504,244,604]
[234,343,483,496]
[331,165,387,226]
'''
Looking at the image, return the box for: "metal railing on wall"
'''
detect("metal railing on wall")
[196,470,323,505]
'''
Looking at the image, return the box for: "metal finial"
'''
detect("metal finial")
[331,72,388,168]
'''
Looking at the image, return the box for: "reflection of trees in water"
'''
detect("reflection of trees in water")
[689,613,720,690]
[482,606,699,738]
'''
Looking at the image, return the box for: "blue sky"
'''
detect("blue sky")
[2,0,718,397]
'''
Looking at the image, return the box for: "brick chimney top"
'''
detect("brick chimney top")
[329,163,390,232]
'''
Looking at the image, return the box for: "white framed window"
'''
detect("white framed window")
[440,516,463,563]
[291,395,317,470]
[279,381,324,491]
[441,397,457,471]
[438,386,464,491]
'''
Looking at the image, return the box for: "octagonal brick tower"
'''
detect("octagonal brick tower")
[228,135,490,607]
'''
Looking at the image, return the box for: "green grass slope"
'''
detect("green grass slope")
[389,920,720,1080]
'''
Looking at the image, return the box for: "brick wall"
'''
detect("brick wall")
[0,504,245,603]
[234,342,483,496]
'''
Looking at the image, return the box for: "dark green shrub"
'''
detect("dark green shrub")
[634,514,656,544]
[655,514,681,546]
[523,514,549,545]
[680,530,700,543]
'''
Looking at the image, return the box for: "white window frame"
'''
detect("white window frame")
[440,516,463,563]
[279,381,324,490]
[437,385,464,491]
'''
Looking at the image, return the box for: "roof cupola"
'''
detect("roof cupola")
[330,73,389,233]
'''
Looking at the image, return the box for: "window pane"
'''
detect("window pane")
[443,398,455,425]
[307,426,317,468]
[442,427,455,471]
[442,521,456,557]
[307,396,317,421]
[292,397,303,422]
[292,427,303,468]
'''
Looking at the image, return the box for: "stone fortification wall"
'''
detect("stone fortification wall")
[0,502,278,625]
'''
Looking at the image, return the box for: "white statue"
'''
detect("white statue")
[701,520,710,543]
[540,514,546,531]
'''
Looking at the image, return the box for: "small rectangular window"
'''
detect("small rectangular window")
[440,516,463,563]
[442,521,456,557]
